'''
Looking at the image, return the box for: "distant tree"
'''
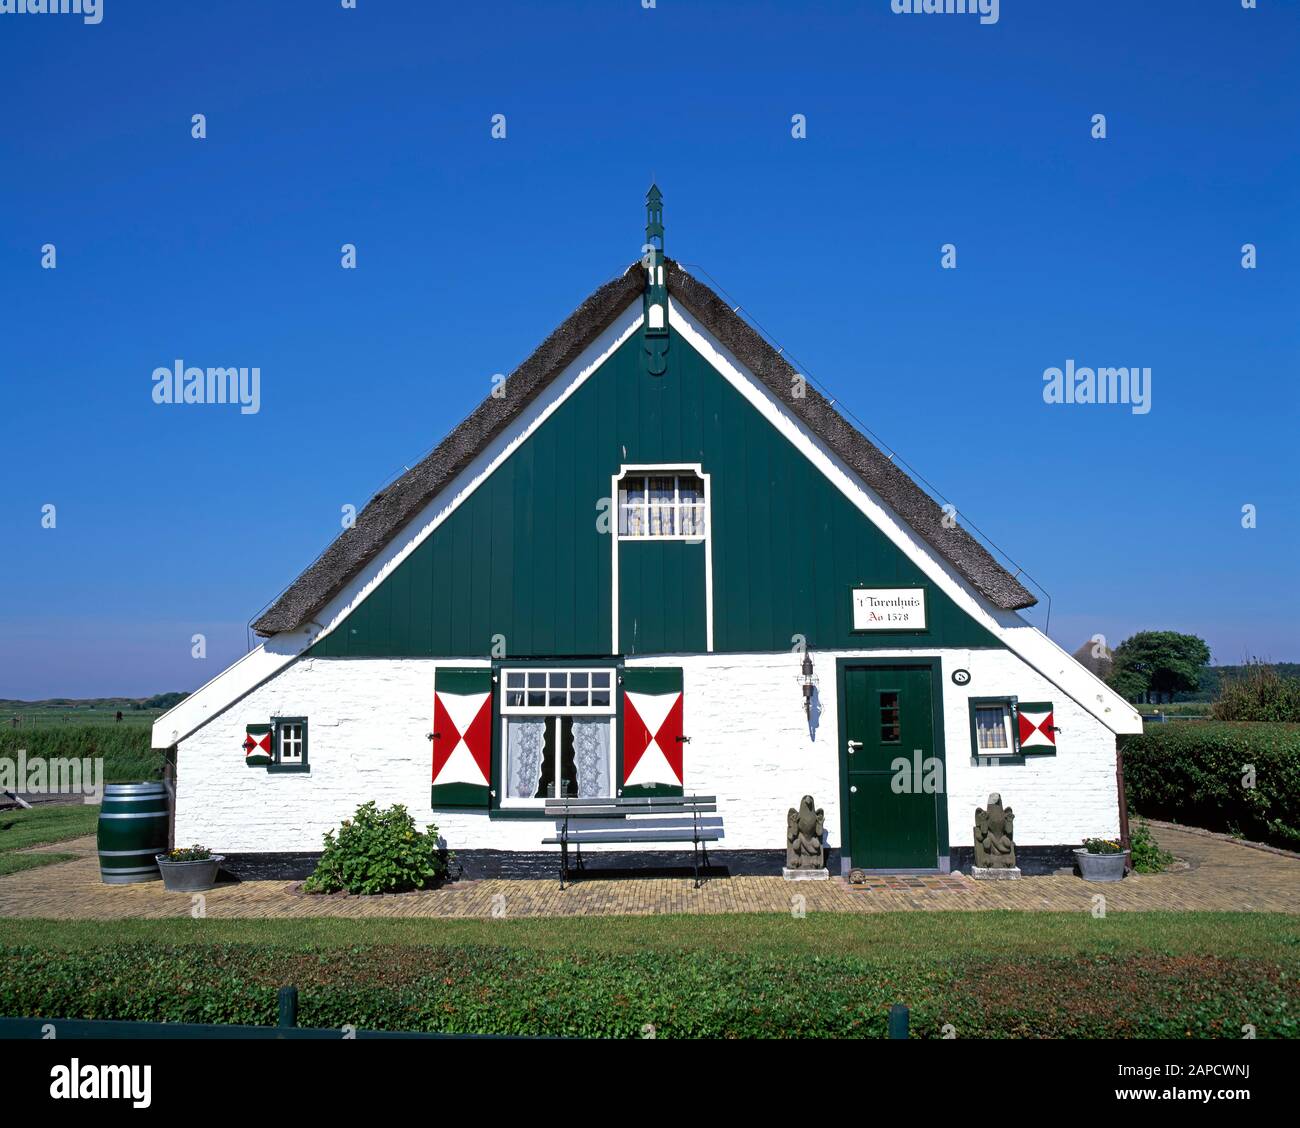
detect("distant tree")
[1107,631,1211,704]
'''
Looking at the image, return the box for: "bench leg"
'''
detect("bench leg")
[559,838,568,890]
[692,838,701,889]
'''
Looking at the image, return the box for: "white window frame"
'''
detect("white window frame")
[615,469,708,541]
[610,463,714,654]
[972,700,1017,757]
[498,668,618,808]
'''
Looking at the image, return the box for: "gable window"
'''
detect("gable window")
[270,717,309,773]
[969,699,1016,758]
[617,470,706,538]
[500,669,616,804]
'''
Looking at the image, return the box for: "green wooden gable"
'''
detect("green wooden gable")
[309,327,1000,658]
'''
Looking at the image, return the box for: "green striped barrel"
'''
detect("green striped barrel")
[97,782,169,884]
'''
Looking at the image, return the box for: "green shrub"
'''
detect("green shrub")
[1128,819,1175,873]
[303,802,446,895]
[1123,722,1300,849]
[0,940,1295,1038]
[1213,664,1300,722]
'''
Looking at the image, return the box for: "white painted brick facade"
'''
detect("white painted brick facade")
[174,647,1120,859]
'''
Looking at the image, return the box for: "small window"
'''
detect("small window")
[970,700,1016,757]
[270,717,309,773]
[879,691,901,744]
[617,470,707,539]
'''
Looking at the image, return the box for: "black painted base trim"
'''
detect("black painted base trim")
[218,848,841,882]
[220,853,322,881]
[220,846,1082,882]
[949,844,1083,876]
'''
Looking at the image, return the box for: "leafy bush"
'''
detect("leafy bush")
[0,940,1295,1038]
[303,802,446,895]
[1213,664,1300,722]
[1128,819,1174,873]
[1123,723,1300,849]
[1081,837,1124,855]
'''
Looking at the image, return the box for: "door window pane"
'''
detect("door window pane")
[880,692,900,744]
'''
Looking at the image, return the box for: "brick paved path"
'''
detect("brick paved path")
[1,824,1295,920]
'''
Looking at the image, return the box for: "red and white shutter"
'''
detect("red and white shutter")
[621,667,684,796]
[1016,702,1056,751]
[431,668,492,807]
[243,724,273,766]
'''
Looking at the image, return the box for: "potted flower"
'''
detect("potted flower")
[1075,837,1129,882]
[156,844,224,892]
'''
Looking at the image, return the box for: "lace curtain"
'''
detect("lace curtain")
[571,719,610,798]
[505,718,545,798]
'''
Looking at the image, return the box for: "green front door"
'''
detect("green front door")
[843,665,942,870]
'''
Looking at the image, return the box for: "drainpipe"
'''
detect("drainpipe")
[1115,735,1131,870]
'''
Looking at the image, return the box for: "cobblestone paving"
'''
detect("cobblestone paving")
[0,824,1295,920]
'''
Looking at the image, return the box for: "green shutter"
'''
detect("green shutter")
[620,667,685,798]
[431,667,493,808]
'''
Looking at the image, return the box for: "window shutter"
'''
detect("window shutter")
[243,724,272,766]
[1015,701,1057,751]
[431,668,493,807]
[621,667,685,797]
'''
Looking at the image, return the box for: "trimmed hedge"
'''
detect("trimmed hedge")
[0,726,164,784]
[1,941,1295,1038]
[1123,723,1300,849]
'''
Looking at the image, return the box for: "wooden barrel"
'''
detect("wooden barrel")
[97,782,168,884]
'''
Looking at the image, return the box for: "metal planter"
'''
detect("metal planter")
[155,855,224,893]
[1074,848,1129,882]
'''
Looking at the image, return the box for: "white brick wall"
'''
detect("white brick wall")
[174,647,1120,858]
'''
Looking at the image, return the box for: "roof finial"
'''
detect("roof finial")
[642,183,669,376]
[645,182,664,255]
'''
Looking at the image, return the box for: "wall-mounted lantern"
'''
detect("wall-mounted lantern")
[798,650,818,719]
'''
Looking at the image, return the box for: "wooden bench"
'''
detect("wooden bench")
[541,795,722,889]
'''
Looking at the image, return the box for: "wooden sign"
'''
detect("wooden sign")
[851,587,927,631]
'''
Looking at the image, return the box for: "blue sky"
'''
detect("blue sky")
[1,0,1296,698]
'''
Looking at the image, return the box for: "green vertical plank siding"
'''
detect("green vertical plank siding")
[308,327,1000,659]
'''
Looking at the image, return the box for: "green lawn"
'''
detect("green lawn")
[0,852,78,877]
[1,913,1296,1037]
[0,804,97,876]
[0,804,98,852]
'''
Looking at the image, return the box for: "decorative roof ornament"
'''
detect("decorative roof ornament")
[642,183,669,376]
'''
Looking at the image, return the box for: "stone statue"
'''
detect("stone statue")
[786,795,825,869]
[974,793,1016,868]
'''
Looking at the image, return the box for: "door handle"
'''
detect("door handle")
[850,785,858,794]
[847,740,862,755]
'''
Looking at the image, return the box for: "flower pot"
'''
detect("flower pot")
[155,855,224,892]
[1074,848,1129,882]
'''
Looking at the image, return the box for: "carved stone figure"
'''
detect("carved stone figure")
[974,793,1016,868]
[786,795,825,869]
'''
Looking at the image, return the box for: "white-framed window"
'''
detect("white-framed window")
[499,669,616,805]
[972,700,1015,755]
[617,469,706,539]
[270,716,308,772]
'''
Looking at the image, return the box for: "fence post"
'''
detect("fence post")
[888,1003,909,1039]
[278,986,298,1028]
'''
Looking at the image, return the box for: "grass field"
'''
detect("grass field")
[0,804,98,876]
[0,726,166,783]
[1,913,1296,1037]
